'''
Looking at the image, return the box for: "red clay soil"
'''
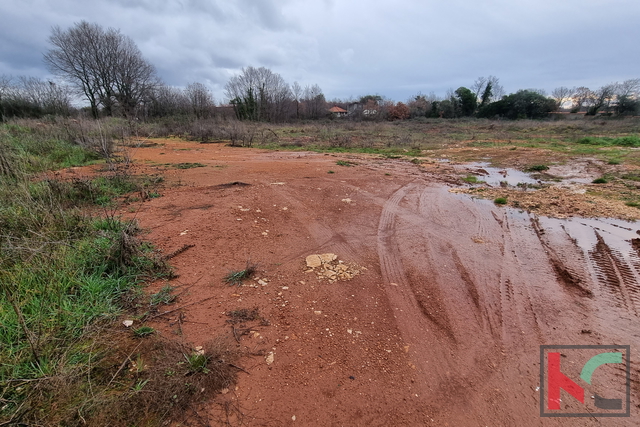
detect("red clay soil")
[118,139,638,426]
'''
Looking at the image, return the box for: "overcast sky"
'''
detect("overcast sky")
[1,0,639,103]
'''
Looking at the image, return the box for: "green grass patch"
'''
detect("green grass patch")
[0,122,175,425]
[576,135,640,147]
[462,175,483,184]
[173,162,206,169]
[494,197,508,205]
[336,160,357,167]
[620,173,640,182]
[134,326,156,338]
[150,284,176,306]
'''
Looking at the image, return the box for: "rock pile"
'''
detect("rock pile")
[304,253,362,283]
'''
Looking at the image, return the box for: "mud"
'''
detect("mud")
[114,140,638,425]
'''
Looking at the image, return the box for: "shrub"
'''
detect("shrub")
[526,164,549,172]
[494,197,508,205]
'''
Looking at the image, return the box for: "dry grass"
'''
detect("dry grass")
[7,330,243,426]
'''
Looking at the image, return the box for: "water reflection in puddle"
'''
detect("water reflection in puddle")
[454,162,539,187]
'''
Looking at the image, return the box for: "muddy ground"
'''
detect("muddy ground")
[110,139,639,426]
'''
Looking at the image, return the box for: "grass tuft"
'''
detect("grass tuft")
[462,175,482,184]
[336,160,356,167]
[150,284,175,306]
[525,164,549,172]
[494,197,508,205]
[224,261,257,286]
[134,326,155,338]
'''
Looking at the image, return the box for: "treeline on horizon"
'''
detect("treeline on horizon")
[1,21,639,123]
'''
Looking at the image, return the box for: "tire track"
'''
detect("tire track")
[531,217,593,298]
[377,183,458,345]
[267,184,362,262]
[589,232,640,317]
[497,212,549,345]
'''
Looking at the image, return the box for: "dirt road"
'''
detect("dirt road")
[123,140,639,425]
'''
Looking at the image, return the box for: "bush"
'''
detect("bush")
[576,135,640,147]
[494,197,508,205]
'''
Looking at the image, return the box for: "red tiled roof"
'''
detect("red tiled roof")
[329,106,347,113]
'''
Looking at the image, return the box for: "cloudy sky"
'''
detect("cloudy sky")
[1,0,639,103]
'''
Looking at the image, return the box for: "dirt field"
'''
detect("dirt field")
[115,139,638,425]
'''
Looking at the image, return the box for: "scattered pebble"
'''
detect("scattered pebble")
[304,253,362,282]
[265,351,275,365]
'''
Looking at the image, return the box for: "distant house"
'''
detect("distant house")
[329,106,348,118]
[347,101,379,117]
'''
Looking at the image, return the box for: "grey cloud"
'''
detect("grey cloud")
[1,0,639,102]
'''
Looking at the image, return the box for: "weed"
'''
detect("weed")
[327,170,335,174]
[131,378,150,392]
[494,197,508,205]
[226,307,261,324]
[134,326,155,338]
[608,159,622,165]
[173,162,206,169]
[592,177,608,184]
[621,173,640,182]
[462,175,482,184]
[525,164,549,172]
[150,284,175,306]
[336,160,356,166]
[184,351,209,374]
[224,261,257,286]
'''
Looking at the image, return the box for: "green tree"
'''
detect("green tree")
[454,87,477,117]
[477,90,555,119]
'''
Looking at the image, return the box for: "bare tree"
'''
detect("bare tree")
[0,75,14,121]
[291,81,302,119]
[551,86,574,111]
[146,84,190,118]
[472,75,504,103]
[18,77,72,116]
[185,82,214,119]
[586,84,617,115]
[44,21,158,118]
[614,79,640,115]
[225,66,294,122]
[616,79,640,98]
[302,84,326,119]
[471,76,487,99]
[572,87,592,112]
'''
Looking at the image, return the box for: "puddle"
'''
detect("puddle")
[549,216,639,254]
[546,162,601,184]
[455,162,539,187]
